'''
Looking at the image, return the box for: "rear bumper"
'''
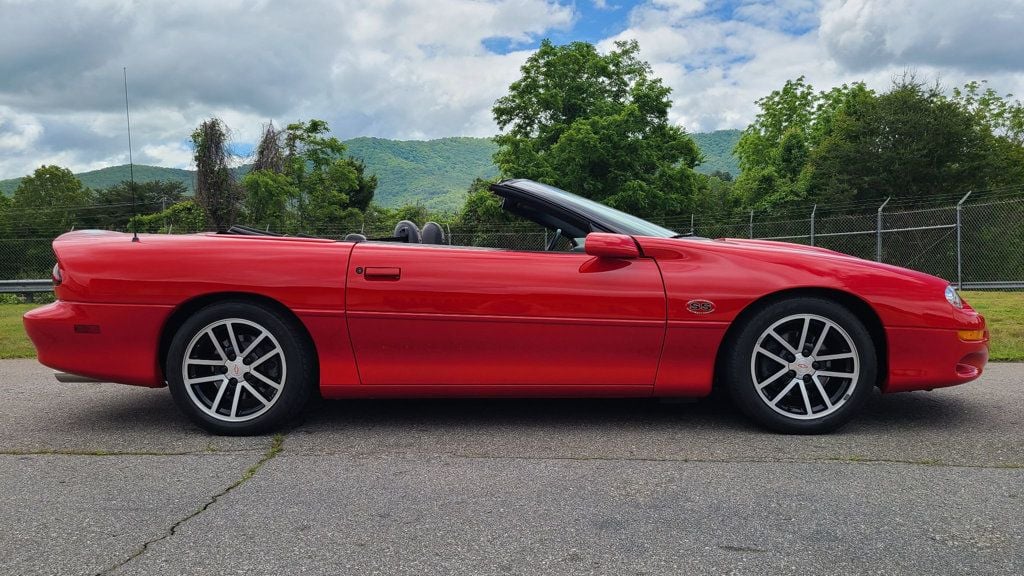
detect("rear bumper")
[23,300,171,387]
[884,326,989,393]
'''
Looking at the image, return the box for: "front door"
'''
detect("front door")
[345,243,666,387]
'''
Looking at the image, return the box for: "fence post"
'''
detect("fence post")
[876,197,890,262]
[690,214,695,237]
[749,210,754,239]
[956,191,972,290]
[810,204,817,246]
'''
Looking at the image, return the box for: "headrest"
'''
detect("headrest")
[344,233,367,243]
[421,222,445,245]
[393,220,421,243]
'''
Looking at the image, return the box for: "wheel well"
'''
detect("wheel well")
[713,287,888,390]
[157,292,319,382]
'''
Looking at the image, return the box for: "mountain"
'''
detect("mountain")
[691,129,741,177]
[1,132,739,208]
[343,137,498,213]
[0,164,196,196]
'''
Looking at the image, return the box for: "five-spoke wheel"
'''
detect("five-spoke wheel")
[167,301,314,435]
[724,297,876,433]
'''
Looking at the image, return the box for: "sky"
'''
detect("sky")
[1,0,1023,179]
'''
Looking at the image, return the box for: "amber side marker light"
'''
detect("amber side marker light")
[957,330,985,342]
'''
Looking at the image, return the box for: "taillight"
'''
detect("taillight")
[52,263,63,286]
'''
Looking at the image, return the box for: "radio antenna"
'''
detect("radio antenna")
[123,66,139,242]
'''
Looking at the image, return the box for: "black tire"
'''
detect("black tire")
[166,300,315,435]
[722,297,877,434]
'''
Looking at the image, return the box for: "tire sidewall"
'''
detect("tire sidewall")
[167,301,313,435]
[725,297,877,434]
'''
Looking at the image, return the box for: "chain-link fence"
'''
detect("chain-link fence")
[2,193,1022,289]
[686,195,1024,290]
[0,237,59,280]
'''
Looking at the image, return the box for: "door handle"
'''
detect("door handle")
[363,266,401,280]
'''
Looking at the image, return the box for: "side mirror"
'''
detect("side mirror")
[584,233,639,259]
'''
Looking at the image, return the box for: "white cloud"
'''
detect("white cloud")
[1,0,1023,178]
[0,107,43,152]
[820,0,1024,73]
[601,1,835,132]
[0,0,573,177]
[139,142,194,169]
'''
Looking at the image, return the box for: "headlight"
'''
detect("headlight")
[944,285,962,308]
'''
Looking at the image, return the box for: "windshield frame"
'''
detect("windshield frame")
[491,179,678,239]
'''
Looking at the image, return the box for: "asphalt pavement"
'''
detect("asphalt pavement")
[1,358,1021,575]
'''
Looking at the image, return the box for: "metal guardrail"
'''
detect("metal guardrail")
[0,279,53,297]
[960,281,1024,290]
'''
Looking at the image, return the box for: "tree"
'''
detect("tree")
[91,180,187,230]
[806,77,991,203]
[733,77,873,208]
[451,178,522,246]
[491,40,703,217]
[242,123,294,230]
[251,122,286,173]
[0,194,14,279]
[347,159,376,212]
[950,81,1024,188]
[10,165,92,237]
[5,165,91,278]
[692,173,743,219]
[192,118,242,232]
[241,170,297,231]
[283,119,376,235]
[732,74,1024,207]
[734,77,818,176]
[130,200,207,233]
[952,80,1024,146]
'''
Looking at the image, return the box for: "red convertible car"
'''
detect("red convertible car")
[24,179,988,435]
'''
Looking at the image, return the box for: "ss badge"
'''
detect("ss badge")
[686,299,715,314]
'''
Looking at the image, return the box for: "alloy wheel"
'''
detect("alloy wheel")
[181,318,287,422]
[749,313,860,420]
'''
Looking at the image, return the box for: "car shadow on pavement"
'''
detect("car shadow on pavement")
[291,387,986,436]
[58,388,198,435]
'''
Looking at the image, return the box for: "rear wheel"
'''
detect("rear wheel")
[167,301,315,435]
[723,297,876,434]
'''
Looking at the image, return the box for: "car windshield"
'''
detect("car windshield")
[508,180,678,238]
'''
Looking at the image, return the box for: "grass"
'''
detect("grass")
[1,293,1022,361]
[961,291,1024,361]
[0,304,37,359]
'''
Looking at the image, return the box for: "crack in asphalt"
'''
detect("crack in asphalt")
[23,444,1014,470]
[6,447,1019,470]
[93,434,284,576]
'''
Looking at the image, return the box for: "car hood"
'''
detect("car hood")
[713,237,855,258]
[641,235,949,286]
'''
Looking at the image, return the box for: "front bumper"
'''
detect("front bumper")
[884,325,989,393]
[23,300,171,387]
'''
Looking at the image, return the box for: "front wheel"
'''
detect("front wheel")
[722,297,877,434]
[166,301,315,435]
